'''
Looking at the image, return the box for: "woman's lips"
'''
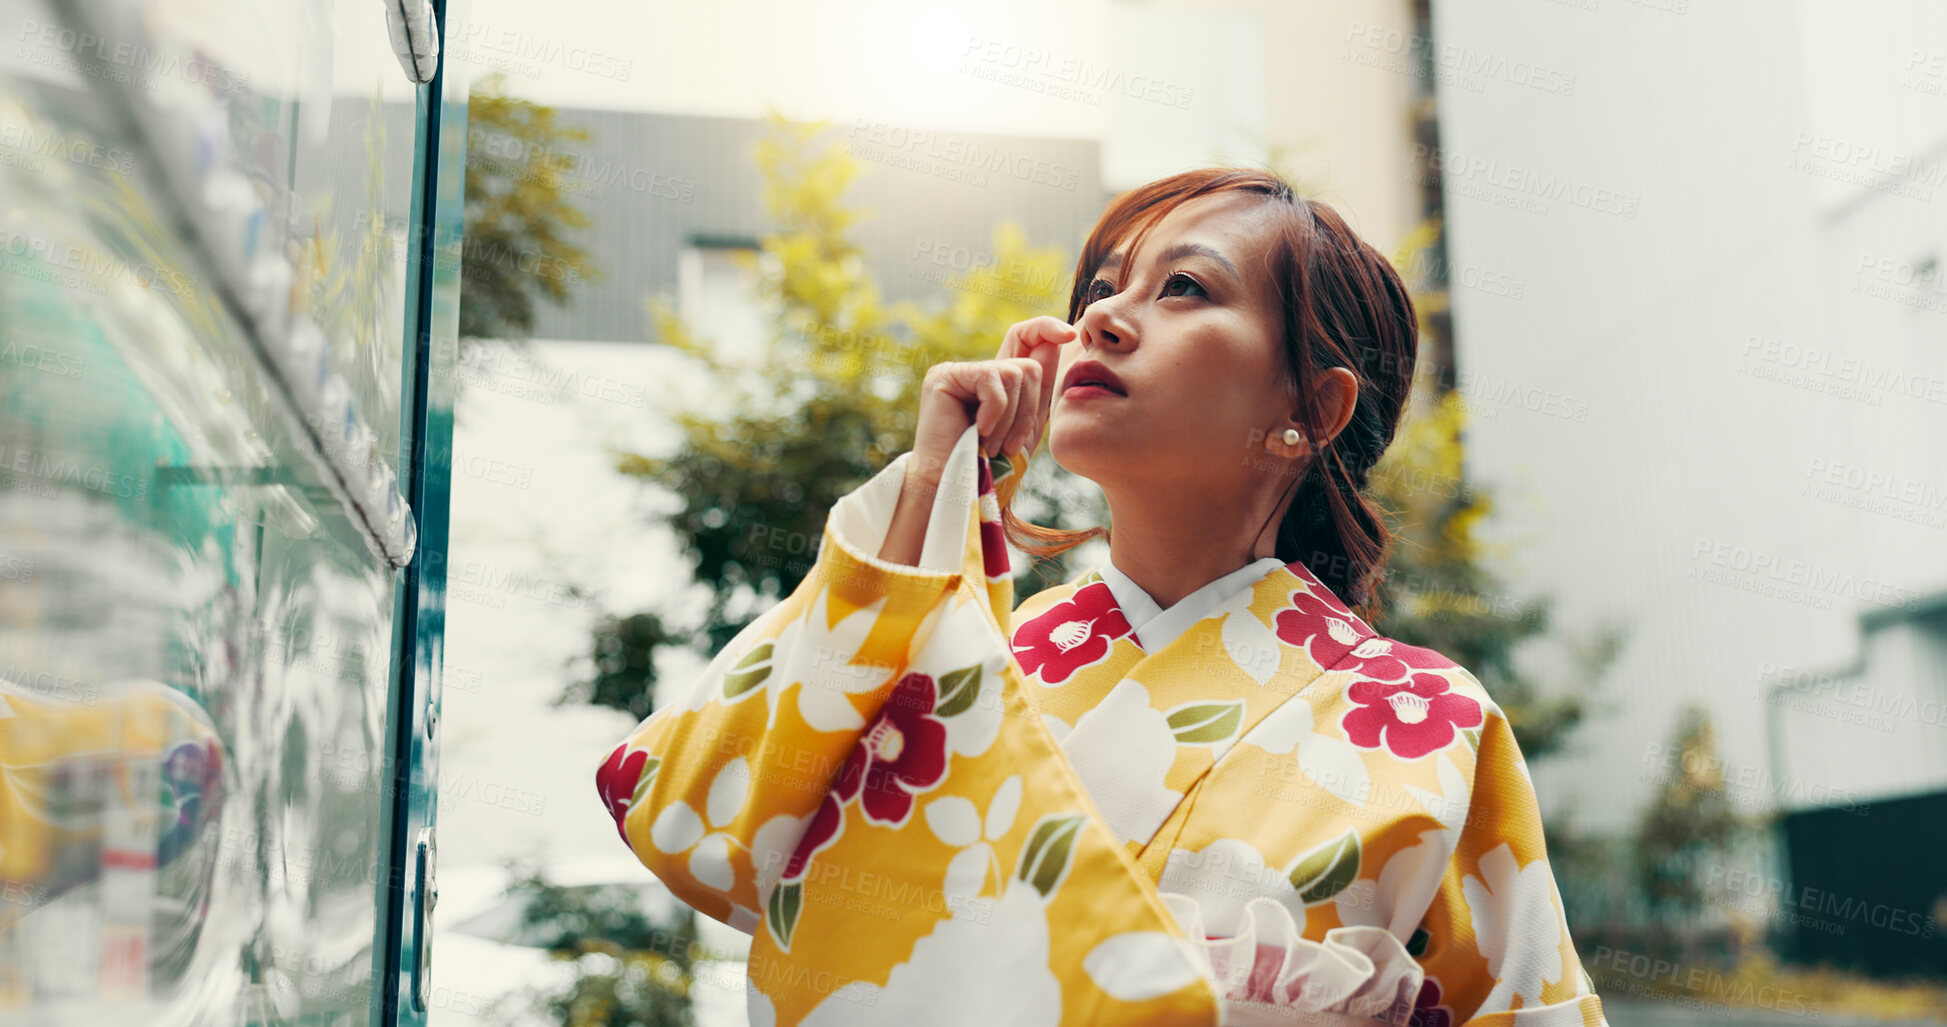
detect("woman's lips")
[1061,384,1123,401]
[1060,359,1128,398]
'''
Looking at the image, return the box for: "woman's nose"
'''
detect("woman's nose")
[1079,297,1133,350]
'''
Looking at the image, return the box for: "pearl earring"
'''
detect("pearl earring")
[1283,429,1302,447]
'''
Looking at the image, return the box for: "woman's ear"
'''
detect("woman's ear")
[1266,367,1357,457]
[1314,367,1360,446]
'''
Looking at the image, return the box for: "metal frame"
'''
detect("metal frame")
[373,0,466,1020]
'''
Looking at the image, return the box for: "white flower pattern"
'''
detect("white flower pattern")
[1059,677,1183,845]
[927,775,1022,905]
[765,585,897,732]
[801,883,1062,1027]
[1241,686,1372,807]
[1462,843,1572,1011]
[649,758,751,892]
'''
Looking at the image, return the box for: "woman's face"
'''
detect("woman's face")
[1050,191,1297,494]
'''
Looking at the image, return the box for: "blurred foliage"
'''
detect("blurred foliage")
[1634,705,1750,921]
[541,952,694,1027]
[509,873,691,954]
[559,611,684,721]
[505,867,699,1027]
[1380,214,1627,973]
[1717,955,1947,1021]
[1590,948,1947,1021]
[1539,815,1640,937]
[460,73,601,344]
[586,111,1072,698]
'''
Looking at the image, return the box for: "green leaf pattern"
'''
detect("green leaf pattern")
[1286,829,1361,904]
[723,641,774,699]
[767,878,803,951]
[1016,813,1086,898]
[934,664,982,718]
[1166,701,1245,746]
[630,756,661,809]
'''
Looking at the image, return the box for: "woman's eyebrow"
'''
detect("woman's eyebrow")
[1096,242,1240,284]
[1159,242,1240,284]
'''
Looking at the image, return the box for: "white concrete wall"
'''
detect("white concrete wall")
[1429,0,1947,829]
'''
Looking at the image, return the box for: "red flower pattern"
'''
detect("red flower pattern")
[1273,590,1358,650]
[596,744,650,843]
[783,792,844,882]
[1011,581,1133,684]
[1409,977,1452,1027]
[1341,672,1483,759]
[1340,637,1453,683]
[1270,561,1382,670]
[781,671,951,881]
[849,672,950,823]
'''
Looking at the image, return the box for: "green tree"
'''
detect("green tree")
[460,73,601,343]
[562,611,686,722]
[500,868,699,1027]
[1634,705,1747,923]
[1365,389,1624,759]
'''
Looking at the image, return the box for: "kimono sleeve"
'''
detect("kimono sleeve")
[598,426,1227,1025]
[592,433,985,931]
[1417,702,1608,1027]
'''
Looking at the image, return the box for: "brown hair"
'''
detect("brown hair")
[1002,168,1419,616]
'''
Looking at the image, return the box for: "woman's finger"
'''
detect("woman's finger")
[997,315,1077,360]
[971,364,1010,447]
[1027,336,1063,428]
[1002,359,1042,457]
[1000,317,1075,425]
[987,364,1025,457]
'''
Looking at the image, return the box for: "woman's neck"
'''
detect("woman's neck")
[1100,481,1286,609]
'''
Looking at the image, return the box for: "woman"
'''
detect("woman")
[596,169,1608,1026]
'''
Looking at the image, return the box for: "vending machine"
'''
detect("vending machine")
[0,0,465,1021]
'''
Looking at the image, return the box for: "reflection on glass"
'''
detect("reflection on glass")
[0,0,428,1019]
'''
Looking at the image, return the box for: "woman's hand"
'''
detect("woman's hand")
[907,316,1077,486]
[878,317,1075,566]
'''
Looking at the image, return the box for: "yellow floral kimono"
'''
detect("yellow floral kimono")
[597,426,1607,1027]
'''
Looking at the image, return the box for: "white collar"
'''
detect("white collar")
[1097,556,1288,652]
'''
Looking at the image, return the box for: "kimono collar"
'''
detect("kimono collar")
[1099,556,1289,652]
[986,446,1381,670]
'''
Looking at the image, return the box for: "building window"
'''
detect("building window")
[677,238,770,362]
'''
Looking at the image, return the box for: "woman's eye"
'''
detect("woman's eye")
[1084,277,1116,303]
[1162,272,1206,298]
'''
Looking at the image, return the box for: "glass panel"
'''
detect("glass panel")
[0,0,430,1020]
